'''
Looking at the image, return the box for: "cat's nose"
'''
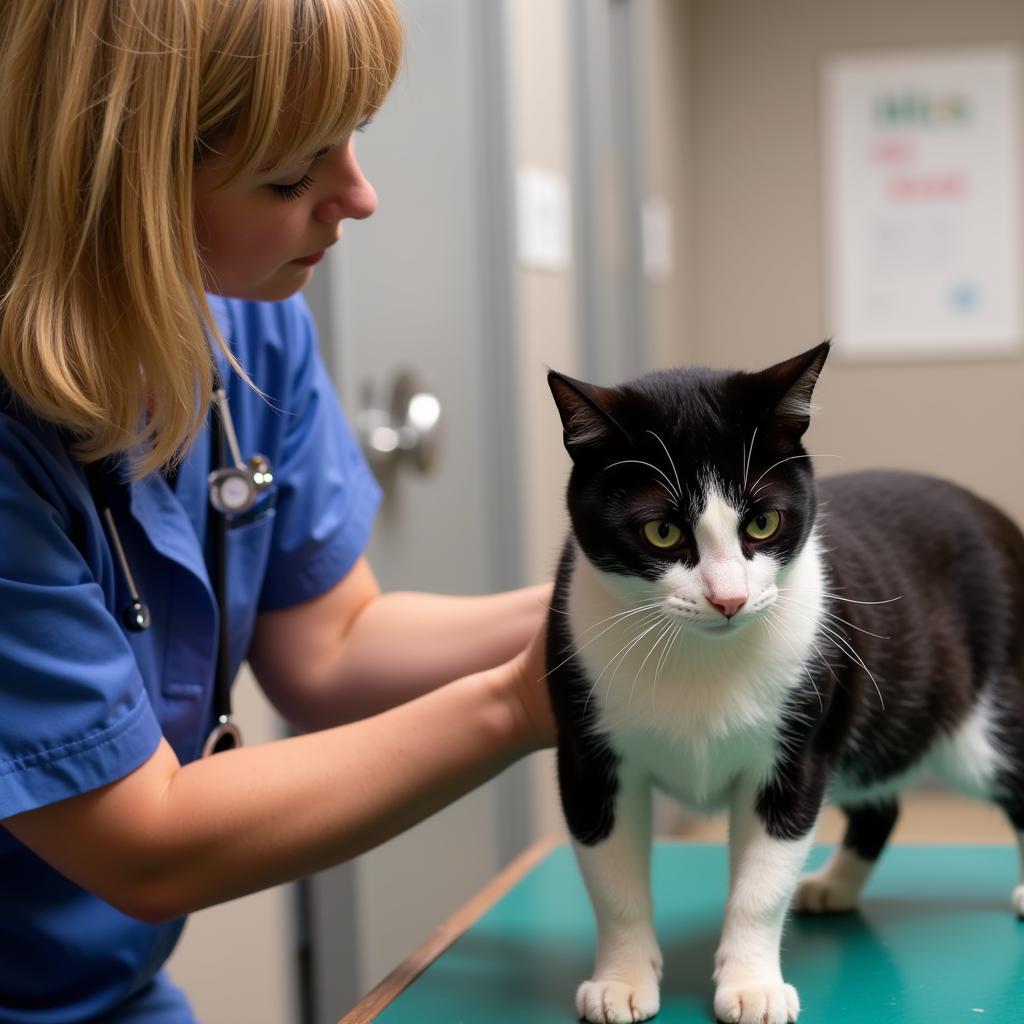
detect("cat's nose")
[708,593,747,619]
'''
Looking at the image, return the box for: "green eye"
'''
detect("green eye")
[745,510,781,541]
[642,520,684,550]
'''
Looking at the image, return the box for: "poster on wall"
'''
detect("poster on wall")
[823,47,1022,360]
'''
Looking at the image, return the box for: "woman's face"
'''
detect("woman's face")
[193,133,377,301]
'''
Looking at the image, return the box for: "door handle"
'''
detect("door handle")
[357,371,442,477]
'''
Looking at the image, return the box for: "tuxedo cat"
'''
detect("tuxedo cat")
[545,342,1024,1024]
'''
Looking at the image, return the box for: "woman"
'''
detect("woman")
[0,1,554,1020]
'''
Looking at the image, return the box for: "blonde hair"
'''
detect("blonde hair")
[0,0,402,477]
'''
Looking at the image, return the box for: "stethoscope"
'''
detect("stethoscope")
[84,369,274,757]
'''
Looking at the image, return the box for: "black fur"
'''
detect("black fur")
[546,542,621,845]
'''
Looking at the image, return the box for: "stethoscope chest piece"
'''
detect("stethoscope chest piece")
[208,455,273,514]
[208,378,273,516]
[209,465,259,514]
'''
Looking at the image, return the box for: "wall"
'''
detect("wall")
[685,0,1024,522]
[510,0,580,589]
[639,0,693,369]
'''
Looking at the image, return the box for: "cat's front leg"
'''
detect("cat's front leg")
[571,771,662,1024]
[712,775,822,1024]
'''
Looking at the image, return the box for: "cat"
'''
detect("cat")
[544,341,1024,1024]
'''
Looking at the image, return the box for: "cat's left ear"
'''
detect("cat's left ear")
[548,370,630,459]
[756,340,830,441]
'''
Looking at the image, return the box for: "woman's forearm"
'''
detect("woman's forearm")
[285,583,551,728]
[7,663,537,924]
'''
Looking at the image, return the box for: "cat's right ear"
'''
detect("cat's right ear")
[547,371,629,458]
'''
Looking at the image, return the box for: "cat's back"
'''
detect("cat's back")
[817,469,1024,569]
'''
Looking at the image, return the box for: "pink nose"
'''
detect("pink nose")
[709,594,747,619]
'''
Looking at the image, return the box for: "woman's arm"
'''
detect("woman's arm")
[3,632,552,925]
[248,555,552,730]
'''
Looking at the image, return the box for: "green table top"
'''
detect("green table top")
[374,842,1024,1023]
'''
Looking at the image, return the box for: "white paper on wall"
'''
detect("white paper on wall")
[823,47,1023,359]
[516,166,572,272]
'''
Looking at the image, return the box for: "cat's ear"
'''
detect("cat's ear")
[756,341,830,440]
[547,370,630,458]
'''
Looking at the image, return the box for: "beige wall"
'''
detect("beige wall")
[681,0,1024,524]
[640,0,693,369]
[510,0,580,589]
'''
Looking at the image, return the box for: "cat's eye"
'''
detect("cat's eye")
[744,510,781,541]
[642,520,684,551]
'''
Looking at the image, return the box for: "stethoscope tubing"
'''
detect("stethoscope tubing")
[84,370,272,757]
[209,399,234,751]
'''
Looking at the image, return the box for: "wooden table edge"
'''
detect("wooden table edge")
[338,835,564,1023]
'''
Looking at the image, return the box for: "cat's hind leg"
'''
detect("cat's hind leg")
[792,798,898,914]
[975,692,1024,915]
[572,772,662,1024]
[991,801,1024,917]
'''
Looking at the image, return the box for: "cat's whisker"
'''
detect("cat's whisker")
[804,634,841,683]
[646,429,683,499]
[748,453,846,496]
[630,619,675,710]
[650,621,687,716]
[742,425,759,492]
[764,603,841,683]
[760,609,823,713]
[546,602,666,684]
[777,587,902,607]
[654,621,683,683]
[599,615,669,710]
[582,610,666,715]
[774,594,892,640]
[654,479,678,502]
[572,600,667,639]
[781,605,886,711]
[817,610,890,641]
[602,458,680,502]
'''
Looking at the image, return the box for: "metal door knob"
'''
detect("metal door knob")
[357,371,442,476]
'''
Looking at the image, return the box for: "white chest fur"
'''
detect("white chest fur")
[566,533,827,810]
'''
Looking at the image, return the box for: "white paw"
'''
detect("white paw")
[1012,884,1024,918]
[713,979,800,1024]
[791,872,859,914]
[575,964,661,1024]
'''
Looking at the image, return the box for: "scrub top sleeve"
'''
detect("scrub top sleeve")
[0,425,162,820]
[258,298,381,612]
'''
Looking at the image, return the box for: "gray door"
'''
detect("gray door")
[301,1,527,1019]
[570,0,649,384]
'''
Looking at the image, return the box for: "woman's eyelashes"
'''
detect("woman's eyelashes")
[269,174,314,200]
[268,146,332,200]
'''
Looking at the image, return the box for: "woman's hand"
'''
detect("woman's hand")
[502,617,557,753]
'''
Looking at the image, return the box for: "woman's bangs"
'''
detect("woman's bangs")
[246,0,402,179]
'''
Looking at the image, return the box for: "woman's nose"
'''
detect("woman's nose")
[314,143,377,225]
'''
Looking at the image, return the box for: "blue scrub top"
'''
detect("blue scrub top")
[0,294,381,1022]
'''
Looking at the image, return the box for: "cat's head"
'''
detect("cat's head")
[548,342,829,638]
